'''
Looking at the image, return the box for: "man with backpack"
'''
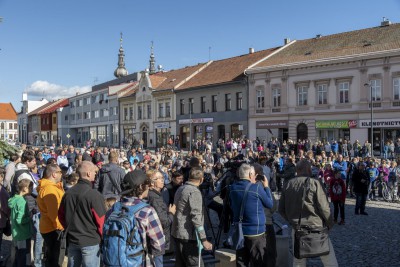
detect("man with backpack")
[94,151,125,196]
[102,170,165,266]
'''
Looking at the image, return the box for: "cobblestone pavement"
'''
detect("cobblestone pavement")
[1,196,399,267]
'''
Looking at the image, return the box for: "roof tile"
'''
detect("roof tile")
[0,103,17,120]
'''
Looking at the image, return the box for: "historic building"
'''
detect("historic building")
[0,103,18,142]
[246,20,400,154]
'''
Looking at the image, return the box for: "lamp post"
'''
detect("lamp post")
[365,82,373,157]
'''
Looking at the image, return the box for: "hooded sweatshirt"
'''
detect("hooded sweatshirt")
[37,179,65,234]
[8,195,33,241]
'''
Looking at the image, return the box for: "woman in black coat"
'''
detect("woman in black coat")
[352,163,370,215]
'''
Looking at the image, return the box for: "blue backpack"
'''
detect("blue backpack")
[102,201,148,267]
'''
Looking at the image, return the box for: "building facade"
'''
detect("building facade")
[0,103,18,143]
[247,21,400,155]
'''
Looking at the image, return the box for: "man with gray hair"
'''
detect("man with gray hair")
[229,163,273,266]
[279,159,338,267]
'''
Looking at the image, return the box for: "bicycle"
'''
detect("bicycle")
[373,177,391,202]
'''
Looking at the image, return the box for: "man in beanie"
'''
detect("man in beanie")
[118,170,165,266]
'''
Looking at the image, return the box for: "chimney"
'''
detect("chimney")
[249,47,255,54]
[284,38,290,45]
[381,17,391,27]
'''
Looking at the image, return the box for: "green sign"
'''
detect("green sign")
[315,120,354,129]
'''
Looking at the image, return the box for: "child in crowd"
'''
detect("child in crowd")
[8,179,34,267]
[65,173,79,190]
[330,170,347,225]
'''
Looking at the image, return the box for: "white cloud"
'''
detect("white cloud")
[26,81,92,100]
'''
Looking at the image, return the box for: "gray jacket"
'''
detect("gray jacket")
[279,176,333,229]
[94,163,125,195]
[171,182,206,242]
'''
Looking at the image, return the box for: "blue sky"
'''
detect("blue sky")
[1,0,400,111]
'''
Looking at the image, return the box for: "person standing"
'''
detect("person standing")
[172,167,213,267]
[352,163,370,215]
[279,159,338,267]
[0,169,10,258]
[37,164,65,267]
[229,163,273,266]
[329,170,346,225]
[94,151,125,196]
[58,161,106,267]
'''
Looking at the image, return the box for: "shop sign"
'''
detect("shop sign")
[179,118,214,124]
[256,120,288,129]
[154,122,169,129]
[359,118,400,128]
[205,125,213,132]
[315,120,357,129]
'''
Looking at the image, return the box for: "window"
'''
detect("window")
[70,101,75,108]
[0,122,3,130]
[78,99,83,107]
[77,113,82,120]
[103,93,108,101]
[53,117,56,124]
[70,114,75,120]
[236,92,243,110]
[114,107,118,115]
[189,98,194,114]
[147,104,151,119]
[14,123,17,129]
[338,82,349,104]
[83,97,90,105]
[65,115,68,121]
[84,111,91,119]
[180,99,185,115]
[272,88,281,107]
[212,95,217,112]
[129,107,134,120]
[9,123,12,129]
[94,110,100,118]
[256,90,264,108]
[138,106,142,120]
[297,86,308,106]
[370,79,381,101]
[103,109,109,117]
[159,103,164,118]
[317,84,328,105]
[393,77,400,100]
[124,108,128,120]
[225,94,231,111]
[201,97,206,113]
[165,102,171,117]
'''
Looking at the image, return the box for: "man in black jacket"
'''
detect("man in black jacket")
[165,171,184,206]
[352,163,370,215]
[58,161,106,267]
[94,151,125,195]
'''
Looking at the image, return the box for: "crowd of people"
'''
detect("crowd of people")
[0,136,399,267]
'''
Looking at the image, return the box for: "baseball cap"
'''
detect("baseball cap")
[121,170,148,195]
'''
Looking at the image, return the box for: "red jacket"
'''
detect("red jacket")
[329,177,346,202]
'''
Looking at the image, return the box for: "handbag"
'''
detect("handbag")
[294,177,330,259]
[3,219,11,237]
[57,187,91,266]
[226,182,252,250]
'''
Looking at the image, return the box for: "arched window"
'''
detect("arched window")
[297,123,308,141]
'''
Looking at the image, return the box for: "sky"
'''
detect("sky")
[1,0,400,112]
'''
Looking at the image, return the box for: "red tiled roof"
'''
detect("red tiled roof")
[151,63,209,90]
[37,99,69,114]
[118,82,139,97]
[178,48,280,89]
[254,23,400,68]
[0,103,17,120]
[28,101,58,116]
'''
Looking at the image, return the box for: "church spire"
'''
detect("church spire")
[149,41,156,74]
[114,32,128,78]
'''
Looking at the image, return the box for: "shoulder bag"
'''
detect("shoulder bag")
[226,182,252,250]
[294,177,330,259]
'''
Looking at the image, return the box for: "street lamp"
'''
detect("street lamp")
[364,82,373,157]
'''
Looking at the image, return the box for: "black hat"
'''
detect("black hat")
[121,170,147,195]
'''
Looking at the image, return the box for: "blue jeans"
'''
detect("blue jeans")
[154,255,163,267]
[32,213,44,267]
[68,244,100,267]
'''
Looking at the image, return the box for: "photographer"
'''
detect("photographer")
[230,163,273,266]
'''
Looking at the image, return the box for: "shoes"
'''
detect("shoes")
[338,220,345,225]
[360,212,368,215]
